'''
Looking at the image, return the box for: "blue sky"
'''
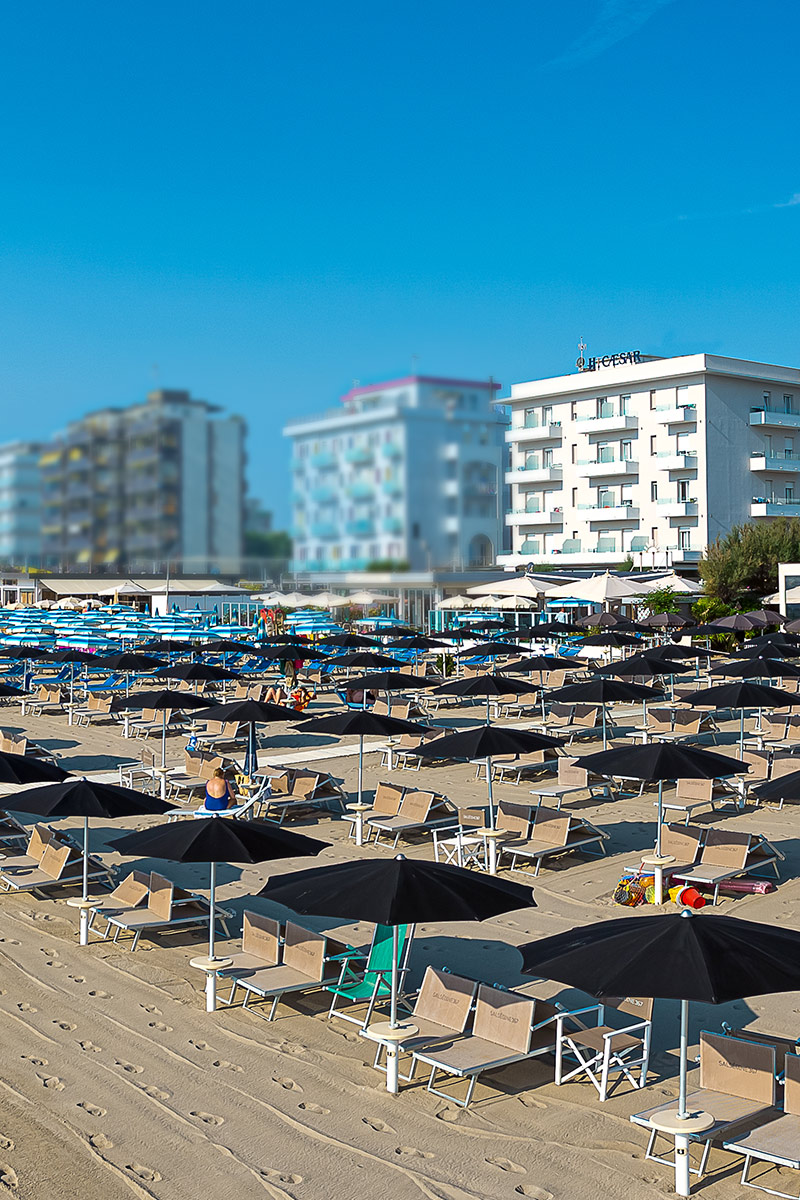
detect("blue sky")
[1,0,798,524]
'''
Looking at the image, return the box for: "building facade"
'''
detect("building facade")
[285,375,507,572]
[40,389,246,572]
[0,442,44,566]
[500,353,800,571]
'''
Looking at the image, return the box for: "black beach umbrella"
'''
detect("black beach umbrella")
[92,652,165,671]
[650,644,721,660]
[739,638,800,658]
[529,621,581,636]
[295,710,430,809]
[0,750,68,785]
[47,649,104,709]
[197,698,301,777]
[681,680,800,751]
[137,639,195,654]
[579,742,749,857]
[784,618,800,635]
[416,725,563,837]
[330,651,403,670]
[642,612,690,629]
[344,671,436,692]
[12,778,171,942]
[713,613,769,632]
[595,652,691,678]
[110,817,329,1001]
[508,654,565,673]
[386,636,448,651]
[318,634,378,649]
[574,611,631,629]
[0,683,27,698]
[549,678,664,749]
[260,855,535,1068]
[197,639,264,655]
[154,662,240,683]
[114,690,214,794]
[742,609,785,627]
[710,655,800,679]
[257,644,320,663]
[432,673,539,721]
[579,631,641,648]
[751,771,800,805]
[0,645,53,690]
[456,640,524,657]
[518,910,800,1158]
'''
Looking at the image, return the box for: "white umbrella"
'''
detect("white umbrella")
[466,575,555,599]
[307,591,352,607]
[347,590,396,605]
[435,594,472,610]
[544,571,644,604]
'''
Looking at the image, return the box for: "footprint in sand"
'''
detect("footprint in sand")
[396,1147,435,1159]
[38,1075,65,1091]
[88,990,111,999]
[69,976,85,984]
[189,1040,213,1051]
[78,1041,101,1054]
[21,1056,47,1067]
[0,1163,18,1189]
[435,1106,461,1123]
[89,1133,114,1150]
[298,1103,329,1115]
[40,947,58,956]
[191,1112,224,1126]
[17,1003,36,1013]
[262,1169,303,1185]
[140,1004,161,1014]
[54,1021,77,1031]
[486,1156,526,1174]
[78,1102,106,1117]
[0,937,20,944]
[273,1077,302,1092]
[116,1061,144,1074]
[362,1117,395,1134]
[142,1085,171,1101]
[519,1094,547,1109]
[0,1139,13,1152]
[148,1021,173,1033]
[126,1165,162,1183]
[46,961,64,969]
[515,1187,553,1199]
[31,913,53,922]
[212,1060,243,1072]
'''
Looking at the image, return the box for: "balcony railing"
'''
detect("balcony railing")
[750,409,800,428]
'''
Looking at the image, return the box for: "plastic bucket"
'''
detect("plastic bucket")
[669,884,706,909]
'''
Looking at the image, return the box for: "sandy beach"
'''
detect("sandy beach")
[0,697,796,1200]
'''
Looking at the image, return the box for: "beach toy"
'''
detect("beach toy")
[668,885,706,909]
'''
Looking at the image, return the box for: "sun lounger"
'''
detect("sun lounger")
[528,755,613,810]
[628,823,705,878]
[258,767,345,822]
[411,984,558,1108]
[0,728,57,764]
[85,870,150,930]
[555,996,654,1102]
[494,749,557,785]
[632,1031,778,1181]
[723,1051,800,1197]
[0,810,28,846]
[673,829,783,904]
[73,694,114,726]
[22,684,64,718]
[102,871,232,950]
[368,789,453,848]
[365,966,478,1080]
[0,824,56,873]
[0,841,114,894]
[343,781,405,841]
[501,806,609,876]
[220,916,348,1019]
[194,720,245,752]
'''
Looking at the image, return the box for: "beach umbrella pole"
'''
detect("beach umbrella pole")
[78,815,90,946]
[386,923,401,1093]
[160,710,167,799]
[486,756,499,875]
[602,704,607,751]
[673,998,693,1197]
[204,861,219,1012]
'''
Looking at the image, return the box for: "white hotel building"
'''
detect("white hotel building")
[499,352,800,571]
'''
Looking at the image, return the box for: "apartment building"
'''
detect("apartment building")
[285,375,507,572]
[0,441,44,565]
[40,389,246,572]
[499,352,800,570]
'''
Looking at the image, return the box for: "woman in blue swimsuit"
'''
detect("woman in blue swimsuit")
[204,768,237,811]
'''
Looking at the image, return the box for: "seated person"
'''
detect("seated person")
[345,688,376,707]
[204,767,238,811]
[289,685,314,711]
[263,683,288,704]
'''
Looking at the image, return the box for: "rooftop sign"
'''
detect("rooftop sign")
[579,351,642,371]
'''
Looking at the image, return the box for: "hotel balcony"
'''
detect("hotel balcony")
[657,452,698,470]
[311,451,337,469]
[749,452,800,473]
[345,518,375,537]
[507,422,562,443]
[653,404,697,425]
[750,499,800,517]
[578,504,641,521]
[657,500,698,517]
[576,458,638,478]
[383,479,403,497]
[345,446,374,466]
[506,509,564,526]
[381,442,402,459]
[347,482,375,501]
[311,486,337,503]
[750,409,800,429]
[383,517,404,534]
[574,413,638,433]
[310,522,339,539]
[506,465,563,484]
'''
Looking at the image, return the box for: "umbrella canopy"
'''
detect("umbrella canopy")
[507,654,566,673]
[0,645,53,660]
[330,651,402,670]
[642,612,691,628]
[710,655,800,678]
[137,639,196,653]
[111,816,329,1005]
[114,689,214,711]
[527,620,581,636]
[466,575,552,599]
[578,631,642,648]
[198,640,263,654]
[595,652,691,678]
[317,634,378,649]
[91,652,165,671]
[544,572,644,604]
[784,618,800,635]
[0,749,68,785]
[153,662,240,682]
[751,771,800,803]
[196,697,302,776]
[0,683,27,697]
[712,612,769,632]
[742,609,785,626]
[386,636,448,651]
[433,674,539,698]
[347,590,396,605]
[574,611,635,629]
[256,644,320,662]
[48,649,102,665]
[456,640,523,657]
[344,671,435,691]
[680,680,800,751]
[549,678,663,748]
[518,906,800,1192]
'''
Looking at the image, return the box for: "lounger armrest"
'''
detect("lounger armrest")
[603,1019,650,1041]
[556,1004,602,1033]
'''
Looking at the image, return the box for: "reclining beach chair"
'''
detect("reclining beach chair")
[73,694,114,726]
[528,754,613,810]
[0,728,57,764]
[260,768,344,823]
[658,776,730,823]
[632,1031,778,1181]
[633,707,674,744]
[501,806,609,876]
[86,870,150,931]
[674,829,782,904]
[367,789,451,848]
[629,823,705,879]
[220,916,345,1019]
[0,841,114,894]
[366,966,478,1081]
[0,823,56,873]
[343,781,405,841]
[494,748,556,786]
[555,996,654,1102]
[23,683,64,718]
[411,984,558,1108]
[0,809,28,847]
[327,923,414,1030]
[165,749,226,802]
[194,720,245,752]
[723,1051,800,1196]
[102,871,232,950]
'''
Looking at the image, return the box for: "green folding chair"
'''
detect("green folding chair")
[326,923,414,1029]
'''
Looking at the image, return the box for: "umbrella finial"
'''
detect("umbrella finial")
[680,907,695,918]
[394,853,407,861]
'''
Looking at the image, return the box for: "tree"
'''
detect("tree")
[699,517,800,606]
[641,586,678,615]
[244,530,292,559]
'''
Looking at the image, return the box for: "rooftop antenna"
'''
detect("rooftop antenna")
[576,338,587,372]
[410,354,419,376]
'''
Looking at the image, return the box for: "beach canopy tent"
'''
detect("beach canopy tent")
[544,572,645,605]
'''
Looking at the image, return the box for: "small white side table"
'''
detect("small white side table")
[649,1108,714,1197]
[346,801,371,847]
[641,853,676,905]
[362,1021,419,1094]
[66,897,95,947]
[190,955,233,1013]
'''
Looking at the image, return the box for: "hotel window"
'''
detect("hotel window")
[571,444,577,464]
[677,479,690,502]
[621,484,633,506]
[524,407,537,428]
[649,390,657,411]
[570,401,578,420]
[542,448,553,467]
[651,527,658,544]
[785,439,794,458]
[571,488,578,506]
[524,450,538,470]
[542,406,554,424]
[525,494,541,513]
[597,443,614,463]
[621,440,632,460]
[763,391,772,410]
[786,485,795,503]
[620,394,630,415]
[678,529,691,550]
[677,385,689,404]
[785,394,795,413]
[598,488,614,508]
[650,435,657,454]
[597,397,612,418]
[650,481,658,501]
